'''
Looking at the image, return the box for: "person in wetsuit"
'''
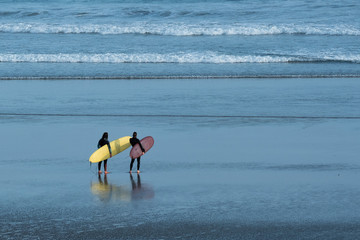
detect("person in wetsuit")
[98,132,112,174]
[129,132,145,173]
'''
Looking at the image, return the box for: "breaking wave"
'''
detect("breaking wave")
[1,23,360,36]
[0,52,359,64]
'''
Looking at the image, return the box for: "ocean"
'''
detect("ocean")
[1,1,360,239]
[1,0,360,79]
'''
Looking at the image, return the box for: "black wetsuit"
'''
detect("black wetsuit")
[98,138,111,170]
[98,138,111,150]
[129,137,145,171]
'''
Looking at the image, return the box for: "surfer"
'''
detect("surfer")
[129,132,145,173]
[97,132,112,174]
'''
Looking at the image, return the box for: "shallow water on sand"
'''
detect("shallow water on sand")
[1,78,360,239]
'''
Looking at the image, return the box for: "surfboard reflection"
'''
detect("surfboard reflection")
[91,173,154,203]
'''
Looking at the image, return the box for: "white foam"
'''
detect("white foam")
[1,52,359,64]
[1,23,360,36]
[0,53,292,63]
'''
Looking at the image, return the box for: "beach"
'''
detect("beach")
[1,78,360,239]
[1,0,360,238]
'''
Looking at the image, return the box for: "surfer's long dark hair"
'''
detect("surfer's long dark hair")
[102,132,108,139]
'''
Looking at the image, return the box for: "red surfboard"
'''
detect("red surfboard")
[130,136,154,159]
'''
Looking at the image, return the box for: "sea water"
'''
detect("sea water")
[1,0,360,79]
[1,1,360,239]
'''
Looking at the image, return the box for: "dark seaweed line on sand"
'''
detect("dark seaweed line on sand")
[1,113,360,120]
[1,74,360,80]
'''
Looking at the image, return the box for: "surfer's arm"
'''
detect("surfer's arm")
[107,142,112,157]
[139,142,145,153]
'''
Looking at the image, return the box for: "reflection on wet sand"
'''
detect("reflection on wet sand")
[91,173,154,203]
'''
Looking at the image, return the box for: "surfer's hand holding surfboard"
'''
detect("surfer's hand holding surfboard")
[89,136,131,163]
[130,136,154,159]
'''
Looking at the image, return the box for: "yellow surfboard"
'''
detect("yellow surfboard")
[89,136,131,163]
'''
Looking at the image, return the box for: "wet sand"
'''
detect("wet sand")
[1,78,360,239]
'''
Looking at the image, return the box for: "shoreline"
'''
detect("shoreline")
[1,112,360,120]
[1,74,360,81]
